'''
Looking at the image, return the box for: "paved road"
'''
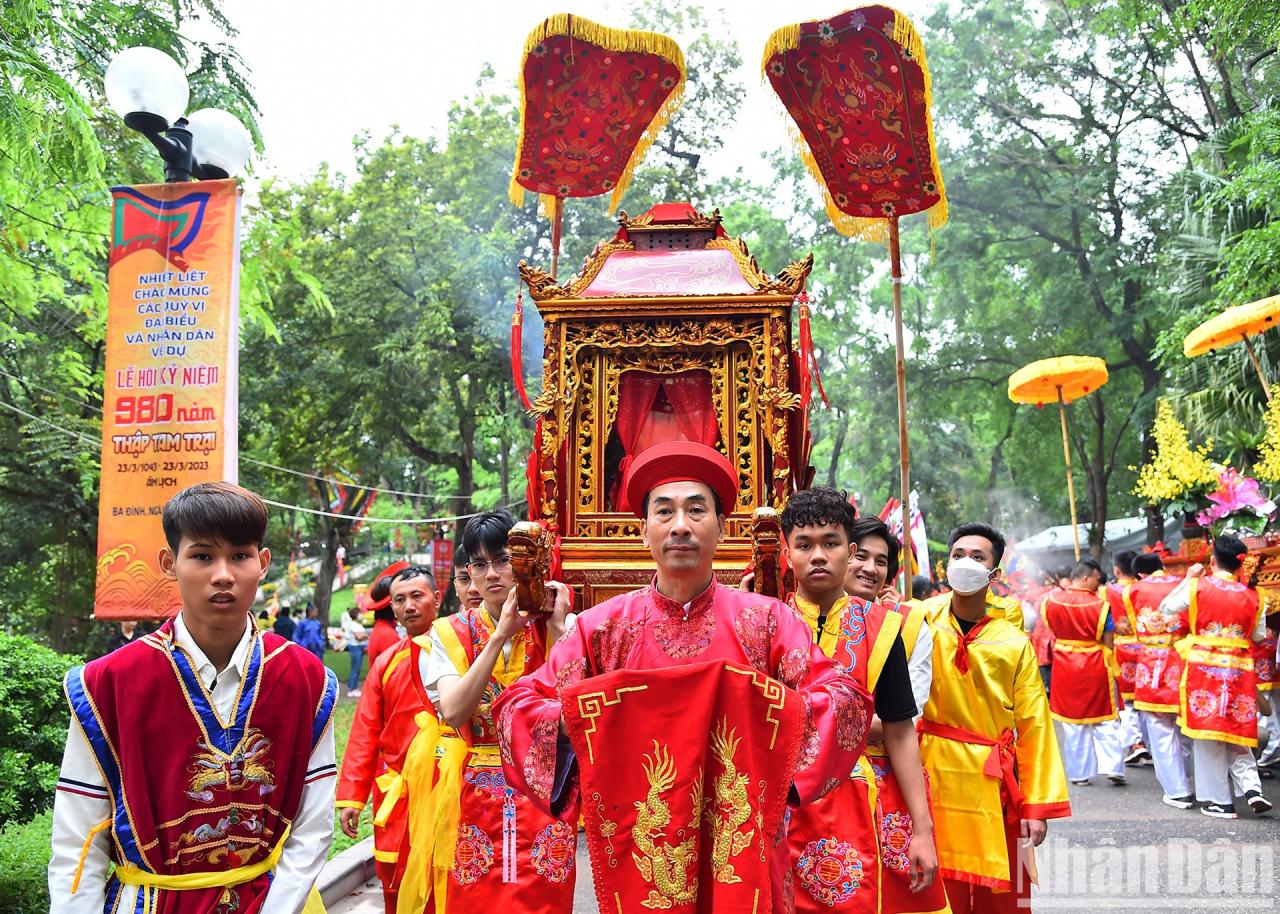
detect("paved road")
[331,756,1279,913]
[1027,754,1279,912]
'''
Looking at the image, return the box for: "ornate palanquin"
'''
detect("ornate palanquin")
[517,204,815,608]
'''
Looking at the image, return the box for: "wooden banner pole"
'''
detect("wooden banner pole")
[1057,385,1081,561]
[551,195,564,280]
[1241,334,1273,402]
[889,217,913,599]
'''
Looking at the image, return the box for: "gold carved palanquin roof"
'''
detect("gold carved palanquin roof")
[518,203,812,305]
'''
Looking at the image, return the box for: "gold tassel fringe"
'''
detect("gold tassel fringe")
[508,13,686,213]
[760,23,801,73]
[760,5,948,245]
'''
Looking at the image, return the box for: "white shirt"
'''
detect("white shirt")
[340,612,367,644]
[906,617,934,717]
[48,613,336,913]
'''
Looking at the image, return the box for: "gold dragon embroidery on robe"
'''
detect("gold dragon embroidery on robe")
[704,719,754,884]
[633,741,700,909]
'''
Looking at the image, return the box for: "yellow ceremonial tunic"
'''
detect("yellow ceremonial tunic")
[918,596,1070,892]
[916,590,1024,632]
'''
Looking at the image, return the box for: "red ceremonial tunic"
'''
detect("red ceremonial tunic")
[430,608,576,912]
[335,635,429,894]
[368,617,401,665]
[562,659,807,914]
[63,621,337,914]
[1253,626,1277,692]
[870,602,949,914]
[787,596,898,914]
[492,578,872,914]
[1106,579,1140,700]
[1042,587,1117,724]
[1127,573,1185,714]
[1178,574,1263,747]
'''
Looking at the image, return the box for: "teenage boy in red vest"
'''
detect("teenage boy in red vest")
[1041,560,1125,786]
[49,482,337,913]
[1162,536,1272,818]
[407,509,576,914]
[781,487,942,913]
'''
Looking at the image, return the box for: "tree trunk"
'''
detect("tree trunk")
[986,411,1015,523]
[826,408,847,488]
[312,523,341,620]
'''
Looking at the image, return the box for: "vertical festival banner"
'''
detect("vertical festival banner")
[94,179,242,620]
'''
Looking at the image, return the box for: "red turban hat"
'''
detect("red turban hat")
[623,441,738,520]
[365,559,411,611]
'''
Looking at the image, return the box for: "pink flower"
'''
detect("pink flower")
[1196,467,1276,525]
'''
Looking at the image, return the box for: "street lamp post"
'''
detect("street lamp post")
[105,46,252,182]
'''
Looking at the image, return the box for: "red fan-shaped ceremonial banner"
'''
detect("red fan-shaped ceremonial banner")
[510,15,685,218]
[763,5,946,242]
[762,6,946,601]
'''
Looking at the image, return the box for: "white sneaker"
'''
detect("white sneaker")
[348,688,362,698]
[1162,794,1195,810]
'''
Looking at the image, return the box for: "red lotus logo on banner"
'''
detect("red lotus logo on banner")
[109,186,212,270]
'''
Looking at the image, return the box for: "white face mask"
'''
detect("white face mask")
[947,557,993,595]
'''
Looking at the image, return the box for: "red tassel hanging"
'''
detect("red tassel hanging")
[797,292,830,408]
[511,289,532,411]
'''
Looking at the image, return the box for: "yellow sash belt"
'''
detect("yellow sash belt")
[374,769,405,828]
[113,826,325,912]
[1055,638,1122,678]
[1175,633,1252,660]
[1054,638,1102,653]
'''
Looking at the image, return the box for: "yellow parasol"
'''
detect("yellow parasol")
[1009,356,1110,560]
[1183,294,1280,402]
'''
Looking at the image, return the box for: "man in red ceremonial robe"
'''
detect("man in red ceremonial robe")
[49,483,337,913]
[368,560,413,663]
[1041,560,1125,785]
[337,565,440,912]
[1105,550,1151,765]
[1164,537,1272,818]
[493,441,872,914]
[1127,553,1194,808]
[410,509,576,914]
[781,488,944,914]
[917,523,1070,914]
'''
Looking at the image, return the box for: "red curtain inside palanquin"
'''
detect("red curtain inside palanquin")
[608,370,717,513]
[514,36,682,200]
[764,5,942,220]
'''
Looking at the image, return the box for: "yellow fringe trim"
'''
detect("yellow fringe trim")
[508,13,686,214]
[760,5,948,245]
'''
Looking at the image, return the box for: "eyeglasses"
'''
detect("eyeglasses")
[466,553,512,575]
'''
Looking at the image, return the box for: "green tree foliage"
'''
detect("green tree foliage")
[0,633,77,826]
[0,1,322,647]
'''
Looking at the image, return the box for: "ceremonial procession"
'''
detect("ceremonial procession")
[4,2,1280,913]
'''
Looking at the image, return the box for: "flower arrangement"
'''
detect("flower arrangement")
[1196,466,1276,536]
[1132,400,1218,516]
[1255,396,1280,483]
